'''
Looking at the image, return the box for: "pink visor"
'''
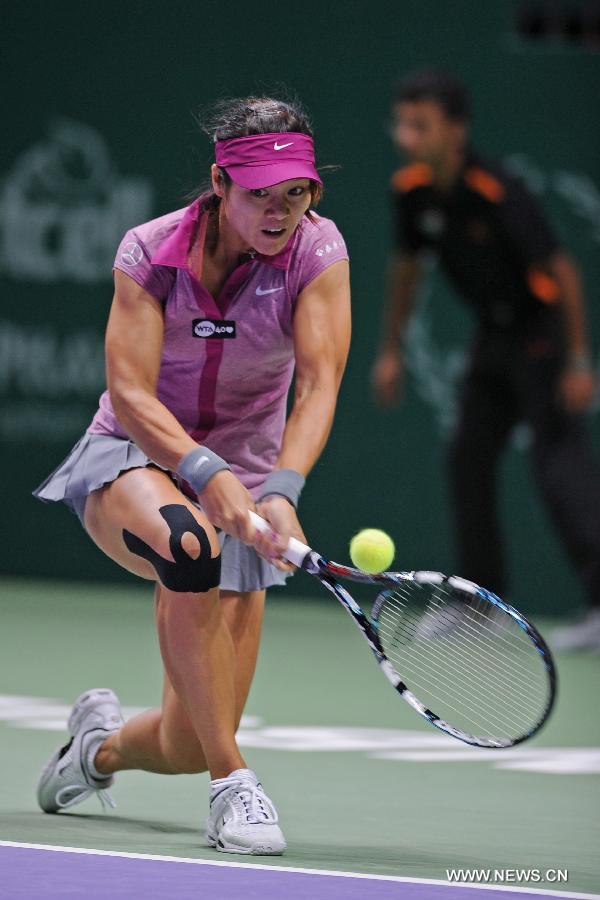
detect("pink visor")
[215,132,322,189]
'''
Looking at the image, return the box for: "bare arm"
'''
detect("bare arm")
[106,270,255,540]
[550,251,590,358]
[106,271,198,469]
[549,251,596,412]
[255,259,351,564]
[278,258,351,474]
[371,251,422,406]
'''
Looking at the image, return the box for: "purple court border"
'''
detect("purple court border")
[0,843,597,900]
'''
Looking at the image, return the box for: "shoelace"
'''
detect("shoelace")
[237,783,277,825]
[213,779,278,825]
[56,784,116,812]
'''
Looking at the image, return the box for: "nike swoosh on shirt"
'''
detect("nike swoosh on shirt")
[273,141,293,150]
[256,286,284,296]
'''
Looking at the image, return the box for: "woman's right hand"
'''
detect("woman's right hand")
[199,470,256,543]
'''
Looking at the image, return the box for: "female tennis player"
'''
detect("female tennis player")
[33,96,350,855]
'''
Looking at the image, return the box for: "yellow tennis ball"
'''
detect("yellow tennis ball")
[349,528,395,574]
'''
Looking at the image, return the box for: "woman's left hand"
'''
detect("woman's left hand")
[254,496,308,572]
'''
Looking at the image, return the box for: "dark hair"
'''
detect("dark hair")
[201,95,314,141]
[192,95,323,211]
[393,70,470,122]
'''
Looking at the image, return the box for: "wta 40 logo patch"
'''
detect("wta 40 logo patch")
[192,318,236,339]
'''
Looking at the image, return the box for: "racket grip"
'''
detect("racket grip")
[248,510,312,568]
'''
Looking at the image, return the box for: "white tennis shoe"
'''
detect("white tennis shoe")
[37,688,124,813]
[206,768,286,855]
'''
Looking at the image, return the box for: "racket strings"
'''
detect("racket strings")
[378,607,542,735]
[374,582,550,742]
[387,660,524,740]
[377,622,543,740]
[380,589,549,723]
[378,590,546,713]
[379,601,545,718]
[444,593,538,656]
[413,608,548,711]
[396,587,535,661]
[380,625,542,739]
[380,591,543,702]
[412,594,548,692]
[384,584,545,687]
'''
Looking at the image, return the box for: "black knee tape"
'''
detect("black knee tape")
[122,504,221,592]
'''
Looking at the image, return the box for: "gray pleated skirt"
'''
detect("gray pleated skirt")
[33,432,290,592]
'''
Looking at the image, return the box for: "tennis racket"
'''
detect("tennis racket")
[250,511,556,748]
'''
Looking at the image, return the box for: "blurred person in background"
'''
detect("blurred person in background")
[371,69,600,651]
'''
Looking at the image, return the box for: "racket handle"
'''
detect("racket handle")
[248,510,312,568]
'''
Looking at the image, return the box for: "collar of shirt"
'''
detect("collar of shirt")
[150,196,294,271]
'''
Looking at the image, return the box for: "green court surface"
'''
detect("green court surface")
[1,578,598,894]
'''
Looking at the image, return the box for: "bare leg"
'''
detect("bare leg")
[95,587,265,776]
[83,468,263,780]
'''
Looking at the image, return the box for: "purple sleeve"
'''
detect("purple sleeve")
[292,217,349,297]
[113,229,175,302]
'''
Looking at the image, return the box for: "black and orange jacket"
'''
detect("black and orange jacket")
[391,152,562,328]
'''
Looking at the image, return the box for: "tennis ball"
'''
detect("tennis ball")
[349,528,395,574]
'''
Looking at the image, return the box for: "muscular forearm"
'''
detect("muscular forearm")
[551,252,591,358]
[379,253,421,353]
[110,387,198,470]
[275,381,339,477]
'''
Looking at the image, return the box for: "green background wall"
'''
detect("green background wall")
[2,1,599,613]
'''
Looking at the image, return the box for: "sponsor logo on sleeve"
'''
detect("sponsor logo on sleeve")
[192,318,236,339]
[120,242,144,266]
[315,239,344,257]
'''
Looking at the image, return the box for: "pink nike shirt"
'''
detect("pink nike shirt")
[89,196,348,495]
